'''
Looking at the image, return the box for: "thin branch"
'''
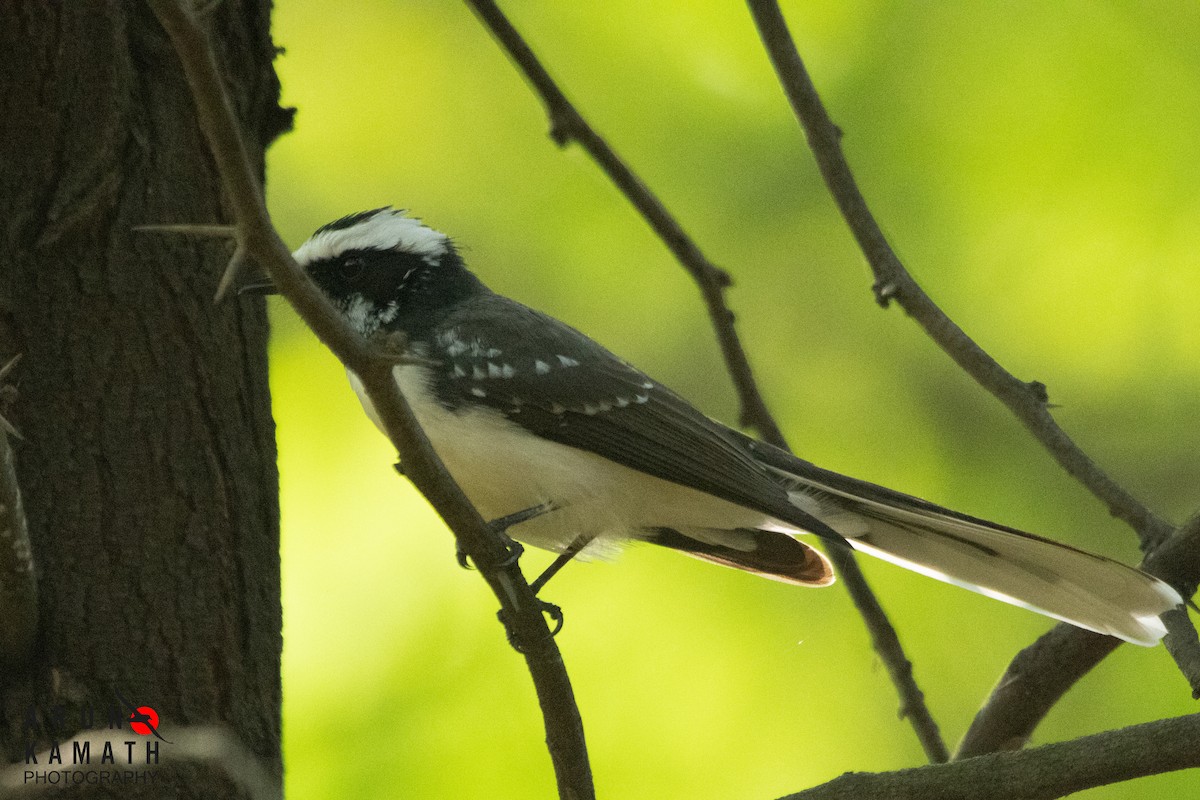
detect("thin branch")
[956,513,1200,758]
[1148,512,1200,696]
[145,3,593,798]
[955,626,1119,759]
[826,545,948,761]
[465,0,947,764]
[463,0,784,448]
[746,0,1200,757]
[778,712,1200,800]
[744,0,1172,548]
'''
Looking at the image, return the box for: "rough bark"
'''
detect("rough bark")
[0,2,288,795]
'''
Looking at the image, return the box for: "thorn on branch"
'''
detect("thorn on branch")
[710,266,734,288]
[549,115,574,147]
[872,280,898,307]
[132,223,247,304]
[194,0,226,19]
[133,223,237,239]
[1026,380,1050,404]
[213,242,250,304]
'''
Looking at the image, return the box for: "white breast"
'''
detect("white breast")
[347,365,775,556]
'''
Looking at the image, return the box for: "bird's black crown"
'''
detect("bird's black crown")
[293,208,485,337]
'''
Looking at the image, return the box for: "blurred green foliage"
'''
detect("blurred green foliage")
[264,2,1199,798]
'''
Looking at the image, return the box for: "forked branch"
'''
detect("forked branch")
[780,712,1200,800]
[745,0,1200,758]
[146,3,593,797]
[466,0,948,764]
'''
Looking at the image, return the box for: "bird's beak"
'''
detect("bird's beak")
[237,271,279,296]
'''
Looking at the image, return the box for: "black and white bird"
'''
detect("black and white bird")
[268,207,1181,646]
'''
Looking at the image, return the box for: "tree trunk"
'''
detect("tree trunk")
[0,2,289,795]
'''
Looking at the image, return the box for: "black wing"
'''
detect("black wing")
[422,293,825,533]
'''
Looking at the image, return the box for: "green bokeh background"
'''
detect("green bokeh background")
[262,3,1199,798]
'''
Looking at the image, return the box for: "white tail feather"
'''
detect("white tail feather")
[825,503,1180,646]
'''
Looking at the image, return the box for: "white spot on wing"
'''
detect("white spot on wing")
[534,360,551,375]
[501,364,515,378]
[634,393,649,404]
[470,387,487,398]
[452,364,466,378]
[557,355,580,367]
[439,329,469,358]
[487,363,502,379]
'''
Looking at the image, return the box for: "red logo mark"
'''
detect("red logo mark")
[129,706,159,736]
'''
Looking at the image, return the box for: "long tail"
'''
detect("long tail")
[743,438,1182,646]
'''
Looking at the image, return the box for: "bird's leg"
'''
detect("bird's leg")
[501,536,588,645]
[479,504,575,648]
[488,501,559,534]
[529,535,590,594]
[456,501,559,570]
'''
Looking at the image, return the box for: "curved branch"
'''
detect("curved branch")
[744,0,1171,547]
[825,545,947,761]
[957,514,1200,758]
[746,0,1200,758]
[464,0,948,764]
[780,712,1200,800]
[146,3,593,798]
[463,0,784,448]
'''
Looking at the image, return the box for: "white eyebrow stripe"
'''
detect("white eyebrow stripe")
[293,210,449,265]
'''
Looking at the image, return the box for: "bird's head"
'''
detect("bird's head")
[247,208,483,337]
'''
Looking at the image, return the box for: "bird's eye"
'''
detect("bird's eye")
[340,257,365,281]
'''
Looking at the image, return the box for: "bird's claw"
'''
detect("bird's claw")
[455,541,474,571]
[454,529,523,570]
[498,600,564,652]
